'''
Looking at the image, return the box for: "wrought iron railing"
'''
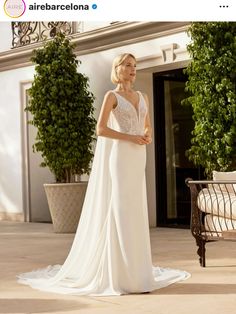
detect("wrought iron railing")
[11,22,81,48]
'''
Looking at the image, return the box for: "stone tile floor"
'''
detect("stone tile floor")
[1,221,236,314]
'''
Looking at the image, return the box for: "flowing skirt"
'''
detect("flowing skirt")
[17,138,190,296]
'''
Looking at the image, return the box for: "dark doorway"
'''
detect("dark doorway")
[153,68,203,227]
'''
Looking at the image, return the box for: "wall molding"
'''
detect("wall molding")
[137,46,191,71]
[0,212,24,222]
[0,22,190,72]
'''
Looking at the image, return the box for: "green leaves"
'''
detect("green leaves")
[26,32,96,183]
[183,22,236,177]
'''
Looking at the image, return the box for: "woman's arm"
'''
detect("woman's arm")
[96,91,149,145]
[143,93,152,144]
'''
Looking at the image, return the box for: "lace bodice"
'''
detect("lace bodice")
[111,91,147,135]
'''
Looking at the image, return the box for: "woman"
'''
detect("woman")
[18,53,190,296]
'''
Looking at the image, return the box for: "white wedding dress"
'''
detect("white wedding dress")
[18,90,190,296]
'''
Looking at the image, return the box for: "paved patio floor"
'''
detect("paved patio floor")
[1,221,236,314]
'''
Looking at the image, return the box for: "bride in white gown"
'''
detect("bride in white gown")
[18,53,190,296]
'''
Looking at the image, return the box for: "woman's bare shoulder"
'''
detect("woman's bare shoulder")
[138,91,149,103]
[102,90,116,102]
[102,90,117,109]
[138,90,147,97]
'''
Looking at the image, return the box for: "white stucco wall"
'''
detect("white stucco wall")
[78,29,190,112]
[0,66,35,214]
[0,22,12,52]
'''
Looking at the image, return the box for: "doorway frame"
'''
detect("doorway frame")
[153,68,191,227]
[20,80,32,222]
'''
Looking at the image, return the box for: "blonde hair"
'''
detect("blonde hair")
[111,53,136,84]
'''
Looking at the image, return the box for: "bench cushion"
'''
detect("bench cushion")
[204,214,236,233]
[212,170,236,193]
[197,188,236,220]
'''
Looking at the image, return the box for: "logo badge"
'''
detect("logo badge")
[4,0,26,18]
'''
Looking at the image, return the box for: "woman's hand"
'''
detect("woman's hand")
[129,135,151,145]
[144,134,152,144]
[144,128,152,144]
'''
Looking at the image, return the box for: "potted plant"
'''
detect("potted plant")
[183,22,236,177]
[26,32,96,232]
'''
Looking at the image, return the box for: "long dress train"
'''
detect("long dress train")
[17,90,190,296]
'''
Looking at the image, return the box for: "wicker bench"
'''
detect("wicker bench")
[186,178,236,267]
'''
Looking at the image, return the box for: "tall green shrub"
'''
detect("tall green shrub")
[183,22,236,177]
[26,32,96,183]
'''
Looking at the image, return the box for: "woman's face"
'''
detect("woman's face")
[116,56,136,84]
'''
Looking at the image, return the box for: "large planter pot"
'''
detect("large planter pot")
[44,182,87,233]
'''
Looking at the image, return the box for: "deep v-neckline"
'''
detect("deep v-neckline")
[114,91,141,120]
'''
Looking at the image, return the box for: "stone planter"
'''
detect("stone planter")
[44,182,87,233]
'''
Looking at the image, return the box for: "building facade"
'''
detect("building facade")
[0,21,194,227]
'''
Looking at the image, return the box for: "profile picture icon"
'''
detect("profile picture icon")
[4,0,26,18]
